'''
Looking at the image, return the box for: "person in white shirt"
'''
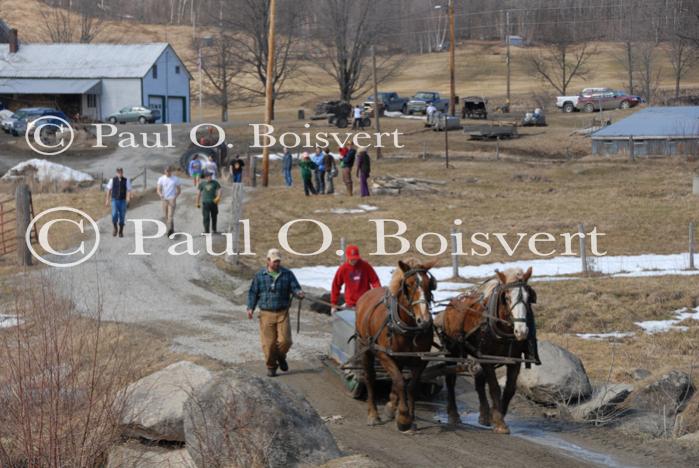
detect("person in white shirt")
[156,166,182,236]
[352,105,363,129]
[206,155,218,180]
[426,103,437,116]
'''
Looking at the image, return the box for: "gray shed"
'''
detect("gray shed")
[591,107,699,157]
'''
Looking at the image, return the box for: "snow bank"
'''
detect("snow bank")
[635,306,699,334]
[576,332,635,340]
[314,205,379,215]
[384,111,426,120]
[1,159,93,183]
[0,314,22,329]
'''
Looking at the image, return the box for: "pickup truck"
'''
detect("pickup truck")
[363,92,409,115]
[555,87,610,113]
[405,91,449,115]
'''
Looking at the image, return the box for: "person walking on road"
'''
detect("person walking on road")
[156,166,182,237]
[282,147,293,187]
[247,248,305,377]
[188,156,204,188]
[229,155,245,184]
[356,146,371,197]
[323,147,337,194]
[195,171,222,235]
[330,245,381,314]
[206,155,219,180]
[299,152,317,196]
[340,142,355,196]
[352,104,363,129]
[105,167,132,238]
[311,147,325,194]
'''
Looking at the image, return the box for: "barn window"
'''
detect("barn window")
[152,64,158,79]
[87,94,97,108]
[175,65,181,74]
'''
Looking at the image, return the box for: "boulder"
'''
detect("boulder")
[119,361,213,442]
[631,368,651,381]
[673,392,699,438]
[183,368,340,468]
[517,341,592,404]
[106,445,196,468]
[618,370,694,437]
[569,383,634,422]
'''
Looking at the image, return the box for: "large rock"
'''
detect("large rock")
[517,341,592,404]
[618,370,694,437]
[119,361,213,442]
[107,445,196,468]
[674,393,699,437]
[569,383,634,422]
[183,368,341,468]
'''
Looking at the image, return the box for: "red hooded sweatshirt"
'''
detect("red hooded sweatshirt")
[331,259,381,307]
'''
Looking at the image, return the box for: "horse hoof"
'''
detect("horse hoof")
[493,425,510,435]
[447,414,461,425]
[479,415,491,427]
[398,422,416,433]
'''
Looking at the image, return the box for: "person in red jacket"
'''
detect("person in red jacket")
[331,245,381,313]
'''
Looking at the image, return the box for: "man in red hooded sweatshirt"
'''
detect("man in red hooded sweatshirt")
[331,245,381,313]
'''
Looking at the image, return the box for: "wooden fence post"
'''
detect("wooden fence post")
[15,184,32,266]
[227,182,245,265]
[251,157,258,187]
[689,222,695,270]
[451,226,460,279]
[496,137,500,160]
[339,237,346,265]
[629,136,635,162]
[579,223,587,275]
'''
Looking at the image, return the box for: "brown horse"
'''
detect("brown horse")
[355,259,437,432]
[437,267,536,434]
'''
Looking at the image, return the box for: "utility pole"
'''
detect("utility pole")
[506,10,511,112]
[371,46,382,159]
[262,0,276,187]
[448,0,456,116]
[198,45,203,122]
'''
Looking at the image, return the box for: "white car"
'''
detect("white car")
[556,87,611,113]
[0,109,15,133]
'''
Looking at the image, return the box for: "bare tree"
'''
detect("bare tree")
[311,0,404,102]
[527,39,595,96]
[637,42,662,104]
[40,0,105,43]
[666,37,696,100]
[198,30,243,122]
[219,0,303,119]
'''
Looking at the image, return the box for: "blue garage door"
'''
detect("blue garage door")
[147,96,164,123]
[167,97,186,123]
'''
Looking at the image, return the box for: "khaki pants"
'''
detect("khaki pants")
[162,198,176,231]
[259,310,292,369]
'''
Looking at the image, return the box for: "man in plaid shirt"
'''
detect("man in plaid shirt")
[247,249,305,377]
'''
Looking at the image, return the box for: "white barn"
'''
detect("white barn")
[0,35,191,123]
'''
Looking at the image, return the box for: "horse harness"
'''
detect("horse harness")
[356,268,437,353]
[439,279,536,357]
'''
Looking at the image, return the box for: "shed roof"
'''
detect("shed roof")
[0,43,172,79]
[592,107,699,139]
[0,78,101,94]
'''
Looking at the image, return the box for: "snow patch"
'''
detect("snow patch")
[635,306,699,334]
[314,204,379,215]
[1,159,93,183]
[576,332,635,340]
[384,111,427,120]
[0,314,22,329]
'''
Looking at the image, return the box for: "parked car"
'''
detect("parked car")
[577,90,642,112]
[0,109,15,133]
[10,108,70,136]
[405,91,449,115]
[363,92,409,115]
[107,106,160,124]
[555,87,611,113]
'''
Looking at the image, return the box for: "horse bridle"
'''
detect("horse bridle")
[486,280,536,340]
[388,268,436,333]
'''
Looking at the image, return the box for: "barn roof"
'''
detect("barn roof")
[0,43,176,79]
[592,107,699,140]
